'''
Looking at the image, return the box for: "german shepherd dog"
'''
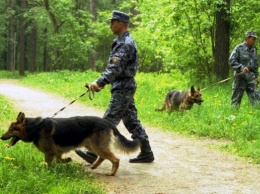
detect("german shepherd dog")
[1,112,140,176]
[156,86,203,114]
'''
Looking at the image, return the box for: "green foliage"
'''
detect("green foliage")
[2,0,260,79]
[132,0,216,76]
[2,0,260,78]
[131,0,260,78]
[229,0,260,49]
[46,2,94,69]
[6,70,259,164]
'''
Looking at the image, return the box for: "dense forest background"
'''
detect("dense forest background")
[1,0,260,82]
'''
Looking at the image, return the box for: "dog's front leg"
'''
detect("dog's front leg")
[90,156,104,170]
[44,152,56,166]
[179,103,187,112]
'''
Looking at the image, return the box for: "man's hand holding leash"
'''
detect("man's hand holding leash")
[85,81,103,92]
[242,67,259,86]
[242,67,250,73]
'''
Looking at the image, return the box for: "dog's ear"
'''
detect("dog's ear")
[197,87,201,91]
[17,112,22,120]
[190,86,195,95]
[17,112,25,123]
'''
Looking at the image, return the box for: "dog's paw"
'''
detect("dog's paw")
[90,165,97,169]
[58,157,72,163]
[106,172,115,176]
[64,157,72,163]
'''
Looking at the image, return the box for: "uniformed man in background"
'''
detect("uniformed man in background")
[229,31,260,107]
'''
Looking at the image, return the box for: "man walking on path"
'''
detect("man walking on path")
[75,10,154,163]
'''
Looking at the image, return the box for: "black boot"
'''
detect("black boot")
[129,139,154,163]
[75,150,97,164]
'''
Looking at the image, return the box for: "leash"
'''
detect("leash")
[51,84,95,118]
[200,72,244,91]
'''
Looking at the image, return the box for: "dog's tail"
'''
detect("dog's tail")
[155,91,175,112]
[112,127,140,154]
[155,103,166,111]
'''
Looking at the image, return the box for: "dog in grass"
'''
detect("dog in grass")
[0,112,140,176]
[155,86,203,114]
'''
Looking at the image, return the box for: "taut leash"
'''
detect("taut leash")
[51,84,94,118]
[201,72,244,91]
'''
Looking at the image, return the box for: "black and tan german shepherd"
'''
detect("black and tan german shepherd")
[1,112,140,176]
[156,86,203,114]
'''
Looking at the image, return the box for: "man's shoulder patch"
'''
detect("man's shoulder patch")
[111,57,120,64]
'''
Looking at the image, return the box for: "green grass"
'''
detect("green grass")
[0,142,105,194]
[0,71,23,79]
[0,95,17,123]
[0,94,105,194]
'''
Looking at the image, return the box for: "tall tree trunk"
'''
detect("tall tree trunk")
[29,21,37,72]
[7,0,15,72]
[44,0,60,70]
[19,0,26,76]
[88,0,97,70]
[43,27,49,71]
[214,0,231,80]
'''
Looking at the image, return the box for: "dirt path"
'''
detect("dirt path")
[1,80,260,194]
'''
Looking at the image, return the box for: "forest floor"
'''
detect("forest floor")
[0,79,260,194]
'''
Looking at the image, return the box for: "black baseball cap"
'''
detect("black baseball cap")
[109,10,130,23]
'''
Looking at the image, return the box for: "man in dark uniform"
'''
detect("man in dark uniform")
[75,10,154,163]
[229,31,260,107]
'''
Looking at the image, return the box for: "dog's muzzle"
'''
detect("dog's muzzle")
[1,136,20,147]
[195,100,203,105]
[9,137,20,146]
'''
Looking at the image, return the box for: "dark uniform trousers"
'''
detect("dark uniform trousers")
[231,73,260,107]
[103,88,148,141]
